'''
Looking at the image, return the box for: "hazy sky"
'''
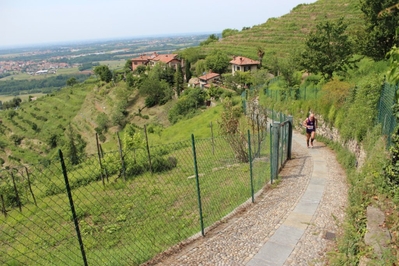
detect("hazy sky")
[1,0,316,48]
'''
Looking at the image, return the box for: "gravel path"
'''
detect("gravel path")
[146,131,348,266]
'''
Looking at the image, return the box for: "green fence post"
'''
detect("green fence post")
[191,134,204,236]
[272,122,280,181]
[269,124,273,184]
[280,123,285,166]
[287,116,293,160]
[96,133,105,186]
[58,149,88,266]
[248,130,254,203]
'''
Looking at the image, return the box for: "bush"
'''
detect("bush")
[145,96,157,107]
[126,163,145,177]
[151,156,177,173]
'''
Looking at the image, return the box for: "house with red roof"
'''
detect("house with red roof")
[131,52,182,71]
[198,72,220,88]
[229,56,260,75]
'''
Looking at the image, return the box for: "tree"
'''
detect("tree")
[95,113,109,133]
[174,64,184,97]
[135,65,147,75]
[257,47,265,68]
[94,65,112,83]
[179,47,205,64]
[195,59,207,77]
[218,99,248,163]
[234,71,253,90]
[184,60,192,82]
[200,34,219,46]
[124,59,132,73]
[126,72,135,88]
[66,77,77,87]
[359,0,399,60]
[205,49,230,74]
[139,66,172,106]
[300,18,354,80]
[64,124,86,165]
[279,56,301,87]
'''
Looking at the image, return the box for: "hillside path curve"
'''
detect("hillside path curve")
[149,130,348,266]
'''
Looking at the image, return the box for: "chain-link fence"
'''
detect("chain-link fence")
[264,87,320,101]
[262,81,399,149]
[377,82,397,147]
[0,117,293,265]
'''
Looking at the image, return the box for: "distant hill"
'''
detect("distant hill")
[202,0,362,60]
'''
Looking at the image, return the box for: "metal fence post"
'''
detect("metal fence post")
[287,116,293,160]
[191,134,204,236]
[116,132,126,181]
[248,130,254,203]
[272,122,280,181]
[58,149,88,266]
[96,133,105,185]
[269,124,273,184]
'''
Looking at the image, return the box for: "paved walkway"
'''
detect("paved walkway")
[150,131,348,266]
[247,134,328,265]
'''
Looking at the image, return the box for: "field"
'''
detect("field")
[0,92,46,102]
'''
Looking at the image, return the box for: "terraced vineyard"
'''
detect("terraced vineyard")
[203,0,362,60]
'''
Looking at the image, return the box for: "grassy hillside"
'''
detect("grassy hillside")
[203,0,362,60]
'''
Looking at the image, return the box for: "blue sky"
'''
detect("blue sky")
[1,0,316,48]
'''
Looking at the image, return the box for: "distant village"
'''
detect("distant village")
[0,60,70,76]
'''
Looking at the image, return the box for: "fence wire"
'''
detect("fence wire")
[377,82,397,147]
[263,82,399,149]
[0,124,285,265]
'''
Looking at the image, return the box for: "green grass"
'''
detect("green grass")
[0,132,270,265]
[147,103,224,145]
[198,0,362,60]
[99,60,126,70]
[0,93,46,102]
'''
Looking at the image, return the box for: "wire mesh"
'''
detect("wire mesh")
[377,82,397,147]
[0,130,275,265]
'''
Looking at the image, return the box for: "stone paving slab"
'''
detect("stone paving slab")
[148,130,348,266]
[246,131,327,265]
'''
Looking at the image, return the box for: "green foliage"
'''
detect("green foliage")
[200,34,219,46]
[64,124,86,165]
[124,59,132,73]
[2,97,22,110]
[184,60,192,82]
[78,62,97,71]
[222,28,239,38]
[339,75,382,141]
[0,74,90,94]
[218,98,248,163]
[195,59,207,77]
[174,64,184,96]
[66,77,78,87]
[10,134,24,145]
[168,88,206,124]
[359,0,399,60]
[94,65,113,83]
[300,18,355,80]
[139,64,173,106]
[386,45,399,84]
[134,65,147,75]
[205,49,230,74]
[95,113,109,133]
[319,79,353,120]
[179,47,205,64]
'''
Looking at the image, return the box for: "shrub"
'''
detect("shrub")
[145,96,157,108]
[126,163,145,177]
[151,155,178,173]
